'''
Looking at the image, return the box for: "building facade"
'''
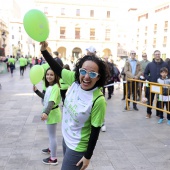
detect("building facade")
[135,2,170,61]
[32,0,118,60]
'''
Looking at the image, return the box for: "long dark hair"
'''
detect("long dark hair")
[44,68,60,88]
[74,55,110,87]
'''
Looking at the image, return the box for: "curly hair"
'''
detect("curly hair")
[74,55,110,87]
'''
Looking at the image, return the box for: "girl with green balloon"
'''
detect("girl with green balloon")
[33,67,61,165]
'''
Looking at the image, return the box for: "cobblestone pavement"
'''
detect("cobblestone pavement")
[1,68,170,170]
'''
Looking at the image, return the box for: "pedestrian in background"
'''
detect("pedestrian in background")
[124,50,142,111]
[8,55,15,77]
[144,50,170,118]
[138,53,150,100]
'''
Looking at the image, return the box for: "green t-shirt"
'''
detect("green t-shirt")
[19,57,25,66]
[61,69,106,152]
[43,84,61,124]
[60,79,70,90]
[8,58,15,65]
[29,58,32,63]
[24,58,27,65]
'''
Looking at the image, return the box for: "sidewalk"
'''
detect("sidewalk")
[1,68,170,170]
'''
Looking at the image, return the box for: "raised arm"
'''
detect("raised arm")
[40,42,63,77]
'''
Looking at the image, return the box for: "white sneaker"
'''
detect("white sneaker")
[101,125,106,132]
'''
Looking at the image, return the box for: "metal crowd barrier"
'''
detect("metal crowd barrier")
[126,78,170,114]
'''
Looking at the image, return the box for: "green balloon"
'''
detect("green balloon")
[29,65,44,85]
[23,9,49,42]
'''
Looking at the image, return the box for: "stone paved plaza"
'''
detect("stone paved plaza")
[1,68,170,170]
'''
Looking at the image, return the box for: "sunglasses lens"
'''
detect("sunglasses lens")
[79,69,86,76]
[89,72,97,78]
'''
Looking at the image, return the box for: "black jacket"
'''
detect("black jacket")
[144,59,170,82]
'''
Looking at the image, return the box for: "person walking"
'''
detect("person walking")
[19,56,26,76]
[40,41,109,170]
[33,68,61,165]
[144,50,170,118]
[103,56,114,100]
[8,55,15,77]
[124,50,142,111]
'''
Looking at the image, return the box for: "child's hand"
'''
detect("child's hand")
[40,41,48,51]
[33,85,37,92]
[41,113,48,121]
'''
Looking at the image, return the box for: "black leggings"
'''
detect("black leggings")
[20,66,25,76]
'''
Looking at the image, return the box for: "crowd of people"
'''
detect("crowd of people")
[122,50,170,126]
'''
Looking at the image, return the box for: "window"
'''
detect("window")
[163,36,167,45]
[76,9,80,16]
[90,28,95,40]
[144,39,147,44]
[61,8,65,15]
[105,29,110,41]
[145,26,147,32]
[164,21,168,31]
[90,10,94,17]
[44,7,48,14]
[154,24,157,31]
[75,28,80,39]
[60,27,66,39]
[107,11,110,18]
[19,27,21,32]
[153,38,156,47]
[12,35,14,39]
[154,24,157,34]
